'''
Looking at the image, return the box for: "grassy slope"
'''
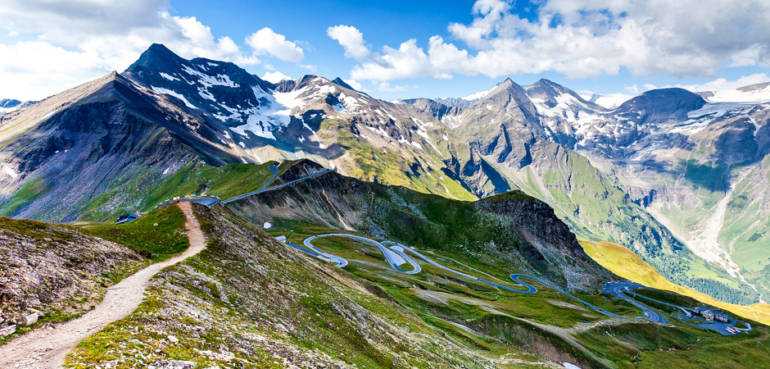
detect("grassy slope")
[1,203,193,348]
[66,206,502,369]
[79,161,278,221]
[509,151,756,304]
[144,161,278,203]
[61,202,770,369]
[581,240,770,325]
[0,177,47,216]
[78,205,188,261]
[325,118,476,202]
[266,219,770,369]
[0,216,144,345]
[720,156,770,298]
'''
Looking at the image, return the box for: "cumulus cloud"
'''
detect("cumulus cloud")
[0,1,301,100]
[246,27,304,63]
[578,91,633,109]
[678,73,770,93]
[327,25,369,59]
[345,0,770,84]
[350,39,430,81]
[261,70,293,83]
[583,73,770,108]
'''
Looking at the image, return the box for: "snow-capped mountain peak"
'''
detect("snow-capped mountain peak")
[525,79,606,112]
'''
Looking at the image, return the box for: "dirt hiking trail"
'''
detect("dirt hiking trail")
[0,202,206,369]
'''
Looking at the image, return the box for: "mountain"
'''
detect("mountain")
[4,163,769,368]
[0,99,23,115]
[1,43,768,306]
[0,72,238,221]
[226,159,612,291]
[614,88,706,123]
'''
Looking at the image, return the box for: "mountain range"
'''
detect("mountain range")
[1,43,768,307]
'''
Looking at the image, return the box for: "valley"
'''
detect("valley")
[1,159,768,368]
[2,43,767,307]
[0,39,769,369]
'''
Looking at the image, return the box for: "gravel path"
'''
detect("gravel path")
[0,202,206,369]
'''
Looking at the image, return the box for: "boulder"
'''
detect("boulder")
[17,311,39,326]
[148,360,195,369]
[0,324,17,337]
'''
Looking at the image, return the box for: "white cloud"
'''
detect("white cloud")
[579,91,633,109]
[344,0,770,83]
[0,1,300,100]
[246,27,304,63]
[591,74,770,107]
[376,82,412,93]
[327,25,369,59]
[350,39,430,81]
[677,74,770,93]
[447,0,511,48]
[345,79,364,91]
[261,70,292,83]
[658,73,770,103]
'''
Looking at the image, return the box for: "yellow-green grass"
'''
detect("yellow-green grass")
[581,240,770,325]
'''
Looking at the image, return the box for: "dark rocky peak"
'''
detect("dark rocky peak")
[274,79,296,92]
[331,77,354,90]
[67,72,197,125]
[190,57,273,92]
[123,43,273,125]
[402,98,466,120]
[127,43,187,74]
[294,74,327,90]
[615,88,706,123]
[528,78,568,94]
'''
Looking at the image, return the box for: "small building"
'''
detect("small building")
[116,213,139,224]
[692,307,730,322]
[713,311,730,323]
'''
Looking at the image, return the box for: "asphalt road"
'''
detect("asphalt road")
[194,163,752,337]
[280,232,752,336]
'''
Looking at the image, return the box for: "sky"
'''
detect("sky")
[1,0,770,106]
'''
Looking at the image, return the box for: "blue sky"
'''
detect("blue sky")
[1,0,770,104]
[169,0,770,101]
[171,0,490,97]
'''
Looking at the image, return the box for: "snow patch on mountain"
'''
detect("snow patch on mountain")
[151,86,197,109]
[159,72,179,82]
[462,86,497,101]
[181,65,239,88]
[700,82,770,103]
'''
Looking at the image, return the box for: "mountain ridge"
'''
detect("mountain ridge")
[1,43,768,306]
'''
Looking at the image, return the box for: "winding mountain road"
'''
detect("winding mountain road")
[0,202,206,369]
[284,232,751,335]
[222,166,330,205]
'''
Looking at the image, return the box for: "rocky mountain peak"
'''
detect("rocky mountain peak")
[122,43,276,128]
[331,77,354,90]
[129,43,186,73]
[615,87,706,123]
[474,77,539,121]
[525,78,604,112]
[295,74,326,89]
